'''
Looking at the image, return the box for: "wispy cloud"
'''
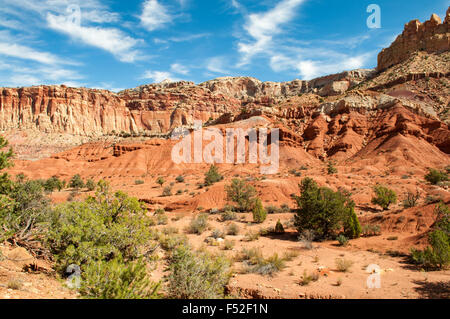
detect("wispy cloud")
[0,42,74,65]
[233,0,376,80]
[140,0,172,32]
[171,63,189,75]
[47,12,143,63]
[237,0,306,66]
[206,56,229,74]
[142,70,180,83]
[1,0,143,63]
[153,33,210,45]
[270,51,374,80]
[0,59,84,87]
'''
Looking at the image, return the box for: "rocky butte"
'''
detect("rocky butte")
[378,8,450,71]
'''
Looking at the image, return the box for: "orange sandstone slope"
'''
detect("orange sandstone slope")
[2,9,450,198]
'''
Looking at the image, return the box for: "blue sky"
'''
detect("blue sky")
[0,0,448,91]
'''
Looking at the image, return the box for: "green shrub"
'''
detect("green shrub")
[411,203,449,269]
[327,161,337,174]
[265,205,280,214]
[274,220,285,234]
[44,176,64,193]
[166,245,231,299]
[337,234,349,246]
[156,177,165,187]
[162,186,172,197]
[225,179,257,212]
[424,168,448,185]
[252,198,267,223]
[243,231,260,242]
[240,249,285,276]
[204,165,223,186]
[221,210,237,221]
[361,224,381,237]
[425,195,442,204]
[156,212,169,225]
[226,223,240,236]
[79,257,160,299]
[45,183,153,272]
[248,253,285,276]
[0,179,50,242]
[335,258,353,272]
[293,178,361,240]
[175,175,185,183]
[299,270,319,286]
[187,214,209,234]
[0,135,14,194]
[223,240,235,251]
[211,229,225,239]
[371,185,397,210]
[403,190,420,208]
[157,233,188,251]
[69,174,85,190]
[236,247,263,264]
[85,179,96,191]
[298,230,315,250]
[344,209,361,239]
[134,180,145,185]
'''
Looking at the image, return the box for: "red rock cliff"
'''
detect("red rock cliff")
[377,8,450,71]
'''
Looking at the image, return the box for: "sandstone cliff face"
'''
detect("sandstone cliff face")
[377,8,450,71]
[0,71,373,137]
[0,83,241,137]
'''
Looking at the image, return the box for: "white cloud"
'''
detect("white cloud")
[142,70,180,83]
[270,52,372,80]
[0,59,84,87]
[47,12,142,63]
[140,0,172,32]
[171,63,189,75]
[2,0,120,24]
[6,74,41,87]
[206,57,229,74]
[93,82,125,93]
[237,0,306,66]
[0,42,73,65]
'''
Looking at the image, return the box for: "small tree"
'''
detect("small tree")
[204,165,223,186]
[225,179,257,212]
[274,220,285,234]
[86,179,96,191]
[424,168,448,185]
[403,190,420,208]
[166,245,231,299]
[44,176,64,193]
[156,177,165,187]
[411,202,449,269]
[252,198,267,223]
[344,209,362,239]
[293,178,360,240]
[79,257,160,299]
[371,185,397,210]
[162,186,172,197]
[327,161,337,175]
[175,175,185,183]
[0,135,14,194]
[69,174,85,190]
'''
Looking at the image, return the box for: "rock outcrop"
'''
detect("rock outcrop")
[377,8,450,71]
[0,72,373,137]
